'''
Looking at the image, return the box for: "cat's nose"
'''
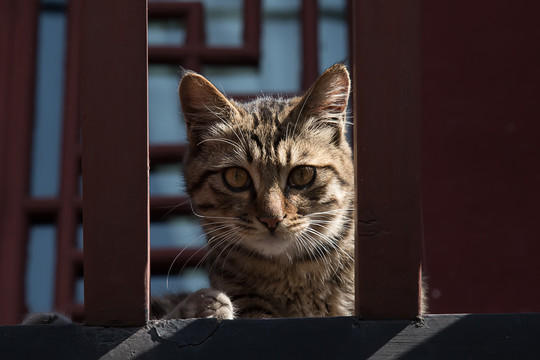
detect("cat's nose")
[258,216,284,231]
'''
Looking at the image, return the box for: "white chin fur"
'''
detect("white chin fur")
[246,235,293,257]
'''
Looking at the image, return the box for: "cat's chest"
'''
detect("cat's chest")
[256,267,334,306]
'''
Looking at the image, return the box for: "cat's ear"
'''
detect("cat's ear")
[297,63,350,122]
[179,71,239,144]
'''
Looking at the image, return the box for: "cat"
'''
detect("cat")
[151,64,355,319]
[22,64,355,325]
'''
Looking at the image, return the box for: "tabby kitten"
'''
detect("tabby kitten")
[152,64,355,319]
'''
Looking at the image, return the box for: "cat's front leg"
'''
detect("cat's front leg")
[163,288,235,320]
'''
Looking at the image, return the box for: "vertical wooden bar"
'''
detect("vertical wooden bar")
[0,0,39,325]
[80,0,150,326]
[54,0,81,317]
[242,0,261,54]
[353,0,423,319]
[301,0,319,90]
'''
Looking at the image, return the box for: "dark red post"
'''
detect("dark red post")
[0,0,39,325]
[301,0,319,90]
[80,0,150,326]
[54,0,82,317]
[352,0,423,319]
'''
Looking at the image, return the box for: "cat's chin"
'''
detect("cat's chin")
[246,234,293,258]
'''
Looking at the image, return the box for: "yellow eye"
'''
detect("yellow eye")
[289,166,316,188]
[223,167,251,190]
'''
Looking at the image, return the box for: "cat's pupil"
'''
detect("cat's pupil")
[289,166,316,188]
[223,167,250,190]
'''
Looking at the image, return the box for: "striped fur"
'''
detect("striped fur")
[157,64,355,319]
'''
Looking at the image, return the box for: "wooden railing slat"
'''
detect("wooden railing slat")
[80,0,150,326]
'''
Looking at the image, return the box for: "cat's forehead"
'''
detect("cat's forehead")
[205,95,339,169]
[238,96,300,128]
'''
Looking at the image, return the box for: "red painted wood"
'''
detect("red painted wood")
[148,1,203,70]
[54,0,82,316]
[80,0,150,326]
[150,196,191,219]
[301,0,319,91]
[243,0,261,59]
[149,248,207,273]
[0,0,39,325]
[149,46,260,65]
[71,248,206,282]
[352,0,423,319]
[422,0,540,314]
[149,144,187,164]
[148,2,196,18]
[148,0,260,69]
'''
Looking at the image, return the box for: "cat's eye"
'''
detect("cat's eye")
[223,167,251,191]
[288,166,316,189]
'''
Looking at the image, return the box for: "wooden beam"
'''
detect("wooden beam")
[54,0,82,317]
[80,0,150,326]
[301,0,319,90]
[5,315,540,358]
[352,0,423,319]
[0,0,39,325]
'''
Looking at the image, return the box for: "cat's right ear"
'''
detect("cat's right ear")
[179,71,239,145]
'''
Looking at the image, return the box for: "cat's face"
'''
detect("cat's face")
[179,65,354,260]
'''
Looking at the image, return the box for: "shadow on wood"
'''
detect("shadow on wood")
[1,314,538,359]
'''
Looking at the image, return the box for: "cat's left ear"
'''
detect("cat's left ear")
[297,63,350,122]
[178,70,239,145]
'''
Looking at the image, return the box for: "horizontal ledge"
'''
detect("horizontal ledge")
[24,196,191,217]
[150,247,207,273]
[149,46,260,65]
[4,314,540,359]
[150,196,191,217]
[148,2,202,18]
[73,247,206,273]
[25,198,82,221]
[149,144,187,163]
[66,144,187,164]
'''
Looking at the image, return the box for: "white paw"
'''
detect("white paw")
[165,288,234,320]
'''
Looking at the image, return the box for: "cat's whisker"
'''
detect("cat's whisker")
[148,65,360,320]
[166,242,208,289]
[304,231,338,273]
[207,230,243,275]
[283,247,293,264]
[189,201,239,221]
[219,235,245,275]
[170,225,238,282]
[307,207,354,216]
[297,232,320,263]
[305,226,355,264]
[156,197,193,221]
[164,223,213,285]
[220,115,251,153]
[292,86,314,138]
[204,104,242,139]
[192,229,237,273]
[305,226,340,248]
[304,228,338,258]
[197,138,245,156]
[306,227,352,277]
[201,223,238,236]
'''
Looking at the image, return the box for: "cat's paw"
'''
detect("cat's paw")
[164,288,234,320]
[22,312,73,325]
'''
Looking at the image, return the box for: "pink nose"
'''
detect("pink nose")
[258,216,284,231]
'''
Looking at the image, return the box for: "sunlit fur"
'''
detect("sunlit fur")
[176,64,354,317]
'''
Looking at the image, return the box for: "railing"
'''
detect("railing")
[78,0,422,326]
[2,1,540,359]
